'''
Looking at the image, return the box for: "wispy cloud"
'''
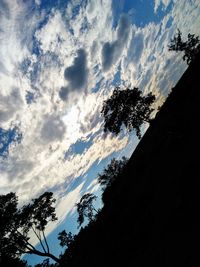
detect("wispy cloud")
[102,14,131,71]
[154,0,172,13]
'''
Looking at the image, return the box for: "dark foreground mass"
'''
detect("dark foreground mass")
[62,54,200,266]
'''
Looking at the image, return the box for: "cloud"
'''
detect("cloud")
[154,0,172,13]
[102,14,131,71]
[0,88,24,124]
[0,0,9,19]
[59,86,68,101]
[1,159,34,184]
[126,31,144,64]
[40,115,66,143]
[0,61,9,75]
[59,49,89,100]
[171,0,200,37]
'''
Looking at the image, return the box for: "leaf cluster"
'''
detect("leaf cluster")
[168,29,200,64]
[58,230,75,248]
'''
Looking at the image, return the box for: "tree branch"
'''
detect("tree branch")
[42,230,50,253]
[27,249,60,263]
[15,239,60,263]
[31,226,47,253]
[15,242,33,255]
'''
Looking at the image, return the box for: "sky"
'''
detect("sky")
[0,0,200,265]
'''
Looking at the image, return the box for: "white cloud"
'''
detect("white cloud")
[154,0,172,13]
[171,0,200,37]
[0,88,24,123]
[35,10,70,56]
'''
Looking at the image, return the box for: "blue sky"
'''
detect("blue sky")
[0,0,200,265]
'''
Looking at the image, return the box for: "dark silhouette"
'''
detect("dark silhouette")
[0,192,60,263]
[57,230,75,248]
[76,193,98,228]
[98,156,128,189]
[168,29,200,64]
[0,253,29,267]
[59,50,200,267]
[101,87,155,138]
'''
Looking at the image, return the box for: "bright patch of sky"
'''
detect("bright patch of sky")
[0,0,200,265]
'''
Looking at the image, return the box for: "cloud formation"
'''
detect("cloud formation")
[0,0,9,19]
[154,0,172,13]
[102,14,131,71]
[59,49,89,100]
[64,50,88,89]
[40,115,66,143]
[0,88,23,123]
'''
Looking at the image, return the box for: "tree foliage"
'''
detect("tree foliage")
[0,192,60,263]
[98,157,128,189]
[76,193,98,228]
[58,230,75,248]
[101,87,155,138]
[168,29,200,65]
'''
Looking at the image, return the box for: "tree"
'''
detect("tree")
[58,230,75,248]
[0,192,60,263]
[76,193,98,228]
[101,87,155,139]
[98,157,128,189]
[168,29,200,65]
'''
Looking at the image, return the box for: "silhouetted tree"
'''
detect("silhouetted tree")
[168,29,200,65]
[101,87,155,138]
[0,192,60,263]
[58,230,75,248]
[98,156,128,189]
[76,193,98,228]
